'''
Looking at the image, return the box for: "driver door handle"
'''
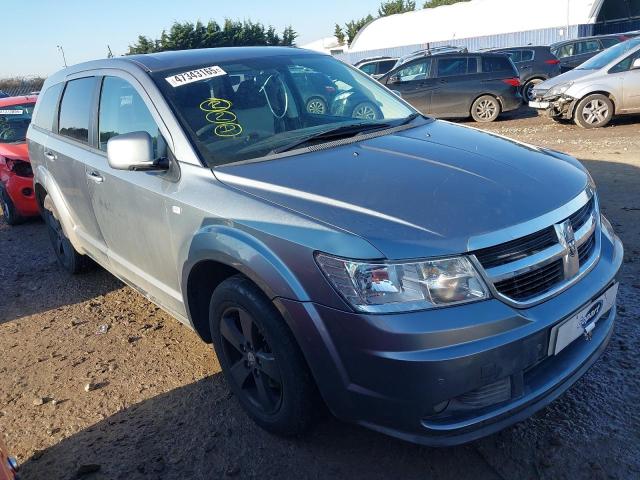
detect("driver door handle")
[44,151,57,161]
[86,171,104,184]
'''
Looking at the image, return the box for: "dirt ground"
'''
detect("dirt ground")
[1,109,639,480]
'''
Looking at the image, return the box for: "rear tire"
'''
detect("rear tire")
[43,195,93,274]
[0,186,23,226]
[351,101,381,120]
[574,94,613,129]
[305,96,327,115]
[522,78,543,103]
[209,275,320,436]
[471,95,501,122]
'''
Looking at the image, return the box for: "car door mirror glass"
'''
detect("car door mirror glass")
[107,131,167,171]
[632,58,640,70]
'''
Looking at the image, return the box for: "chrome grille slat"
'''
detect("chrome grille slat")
[474,191,601,307]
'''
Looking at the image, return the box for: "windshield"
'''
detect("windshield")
[577,38,640,70]
[153,53,417,167]
[0,102,36,143]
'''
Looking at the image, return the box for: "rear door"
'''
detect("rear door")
[88,73,183,313]
[45,76,109,265]
[384,58,433,113]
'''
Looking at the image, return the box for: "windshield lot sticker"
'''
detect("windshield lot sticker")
[166,66,227,87]
[0,109,24,115]
[199,98,243,137]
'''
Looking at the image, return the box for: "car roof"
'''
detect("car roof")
[551,34,625,47]
[355,56,396,65]
[491,45,548,51]
[0,95,38,107]
[45,46,317,83]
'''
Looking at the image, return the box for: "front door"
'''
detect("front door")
[87,74,183,314]
[620,53,640,111]
[385,58,433,113]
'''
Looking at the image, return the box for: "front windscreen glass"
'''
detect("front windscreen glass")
[577,38,640,70]
[153,53,417,167]
[0,103,36,143]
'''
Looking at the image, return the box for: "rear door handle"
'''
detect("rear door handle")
[86,171,104,183]
[44,151,57,161]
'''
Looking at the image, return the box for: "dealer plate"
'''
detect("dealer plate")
[529,100,550,109]
[549,283,618,356]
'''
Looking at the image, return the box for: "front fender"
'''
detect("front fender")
[568,86,619,112]
[180,224,309,306]
[34,164,87,255]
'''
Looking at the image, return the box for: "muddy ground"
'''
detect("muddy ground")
[1,109,639,480]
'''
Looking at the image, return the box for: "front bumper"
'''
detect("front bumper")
[277,224,623,446]
[529,95,577,119]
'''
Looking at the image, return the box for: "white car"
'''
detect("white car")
[530,38,640,128]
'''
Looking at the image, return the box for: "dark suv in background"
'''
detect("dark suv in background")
[380,52,522,122]
[355,56,398,79]
[489,46,561,102]
[551,34,631,72]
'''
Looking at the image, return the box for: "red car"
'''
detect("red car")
[0,95,39,225]
[0,437,17,480]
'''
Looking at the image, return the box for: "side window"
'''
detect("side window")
[554,44,574,59]
[576,40,601,55]
[378,60,397,74]
[394,60,430,82]
[504,50,522,63]
[58,77,97,143]
[467,57,478,73]
[359,63,377,75]
[600,37,621,49]
[32,83,63,131]
[481,56,513,73]
[437,57,468,77]
[521,50,535,61]
[609,51,640,73]
[98,76,162,156]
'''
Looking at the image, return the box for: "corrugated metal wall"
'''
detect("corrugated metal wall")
[336,25,583,64]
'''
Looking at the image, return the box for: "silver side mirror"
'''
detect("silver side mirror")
[632,58,640,70]
[107,131,167,171]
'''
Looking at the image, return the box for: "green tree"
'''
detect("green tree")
[344,14,374,45]
[378,0,416,17]
[334,24,345,45]
[127,19,297,54]
[423,0,469,8]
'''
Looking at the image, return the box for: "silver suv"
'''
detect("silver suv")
[28,47,622,446]
[530,38,640,128]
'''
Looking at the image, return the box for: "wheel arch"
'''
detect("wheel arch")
[572,90,618,116]
[181,225,310,343]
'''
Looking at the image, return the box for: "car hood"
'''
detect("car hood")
[0,142,29,161]
[535,69,594,92]
[215,121,588,259]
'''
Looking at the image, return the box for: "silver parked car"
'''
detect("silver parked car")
[27,47,622,446]
[530,38,640,128]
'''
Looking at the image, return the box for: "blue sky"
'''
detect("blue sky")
[2,0,384,77]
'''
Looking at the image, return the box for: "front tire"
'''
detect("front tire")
[43,195,93,274]
[471,95,501,122]
[209,275,320,436]
[351,101,381,120]
[574,94,613,129]
[0,186,23,225]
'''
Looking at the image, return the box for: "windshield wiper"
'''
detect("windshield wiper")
[271,122,393,155]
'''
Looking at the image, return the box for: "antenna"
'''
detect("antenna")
[56,45,68,68]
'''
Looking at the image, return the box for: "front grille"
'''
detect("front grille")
[569,197,594,231]
[474,194,599,305]
[578,232,596,265]
[493,259,564,301]
[474,227,557,269]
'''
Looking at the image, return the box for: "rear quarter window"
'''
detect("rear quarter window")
[32,83,63,131]
[481,56,515,73]
[600,37,621,48]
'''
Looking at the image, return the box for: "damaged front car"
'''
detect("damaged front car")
[530,38,640,128]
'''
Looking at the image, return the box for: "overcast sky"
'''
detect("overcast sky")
[2,0,383,77]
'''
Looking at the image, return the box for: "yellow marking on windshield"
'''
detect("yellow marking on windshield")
[199,98,243,137]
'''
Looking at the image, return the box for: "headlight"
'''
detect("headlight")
[547,82,573,97]
[315,253,490,313]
